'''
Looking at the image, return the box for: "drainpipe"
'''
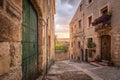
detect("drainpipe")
[83,12,85,62]
[82,0,85,62]
[46,17,49,76]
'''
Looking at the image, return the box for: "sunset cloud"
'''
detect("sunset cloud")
[55,0,81,38]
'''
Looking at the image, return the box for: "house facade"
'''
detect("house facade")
[70,0,120,66]
[0,0,55,80]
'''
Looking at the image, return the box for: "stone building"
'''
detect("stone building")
[70,0,120,66]
[0,0,55,80]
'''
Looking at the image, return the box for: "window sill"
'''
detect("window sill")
[87,1,94,8]
[87,26,93,29]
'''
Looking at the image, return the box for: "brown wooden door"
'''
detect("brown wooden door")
[101,35,111,61]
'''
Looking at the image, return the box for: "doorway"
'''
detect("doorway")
[101,35,111,61]
[22,0,38,80]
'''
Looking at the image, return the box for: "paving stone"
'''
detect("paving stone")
[37,60,120,80]
[44,61,93,80]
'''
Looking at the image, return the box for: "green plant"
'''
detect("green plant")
[55,43,69,52]
[92,42,96,47]
[87,41,96,48]
[92,12,112,26]
[87,41,92,48]
[96,55,101,62]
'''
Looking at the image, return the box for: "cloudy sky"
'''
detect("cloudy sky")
[55,0,81,38]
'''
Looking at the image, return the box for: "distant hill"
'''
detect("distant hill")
[57,38,70,42]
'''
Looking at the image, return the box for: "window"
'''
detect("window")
[77,56,80,60]
[88,38,93,42]
[88,0,92,4]
[48,0,50,5]
[80,4,82,11]
[88,16,92,27]
[101,6,108,14]
[79,20,82,28]
[71,42,73,47]
[74,25,76,33]
[71,27,73,33]
[71,55,73,59]
[78,42,81,48]
[74,41,75,44]
[74,25,76,28]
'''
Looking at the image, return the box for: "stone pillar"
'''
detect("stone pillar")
[97,35,101,58]
[112,32,120,66]
[38,18,43,74]
[0,0,22,80]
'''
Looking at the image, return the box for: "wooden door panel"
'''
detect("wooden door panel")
[101,35,111,61]
[22,0,38,80]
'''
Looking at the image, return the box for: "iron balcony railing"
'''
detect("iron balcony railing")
[94,20,112,32]
[92,12,112,32]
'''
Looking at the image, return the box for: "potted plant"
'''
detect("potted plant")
[92,12,112,26]
[87,42,96,48]
[96,55,101,62]
[92,42,96,48]
[87,41,92,48]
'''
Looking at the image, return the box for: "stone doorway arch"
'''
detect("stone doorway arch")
[22,0,43,80]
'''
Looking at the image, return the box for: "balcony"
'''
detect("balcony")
[92,12,112,32]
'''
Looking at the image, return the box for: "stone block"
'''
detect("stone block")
[10,42,22,67]
[0,67,22,80]
[0,13,22,42]
[9,24,22,42]
[6,1,21,21]
[11,0,22,8]
[112,59,120,67]
[0,42,10,76]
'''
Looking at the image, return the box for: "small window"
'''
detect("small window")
[48,0,50,5]
[74,25,76,33]
[88,0,92,4]
[74,41,75,44]
[71,55,73,59]
[80,4,82,11]
[79,20,82,28]
[71,27,73,32]
[78,42,81,48]
[71,42,73,47]
[101,6,108,14]
[74,25,76,28]
[88,38,93,42]
[77,56,80,60]
[88,16,92,27]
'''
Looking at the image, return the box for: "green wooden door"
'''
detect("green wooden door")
[22,0,38,80]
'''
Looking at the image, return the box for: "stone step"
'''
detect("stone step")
[102,60,109,63]
[98,62,108,66]
[90,62,103,67]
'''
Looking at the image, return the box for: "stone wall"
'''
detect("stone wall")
[0,0,22,80]
[55,52,69,61]
[0,0,56,79]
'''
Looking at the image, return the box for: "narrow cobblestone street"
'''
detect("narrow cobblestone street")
[37,60,120,80]
[44,61,93,80]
